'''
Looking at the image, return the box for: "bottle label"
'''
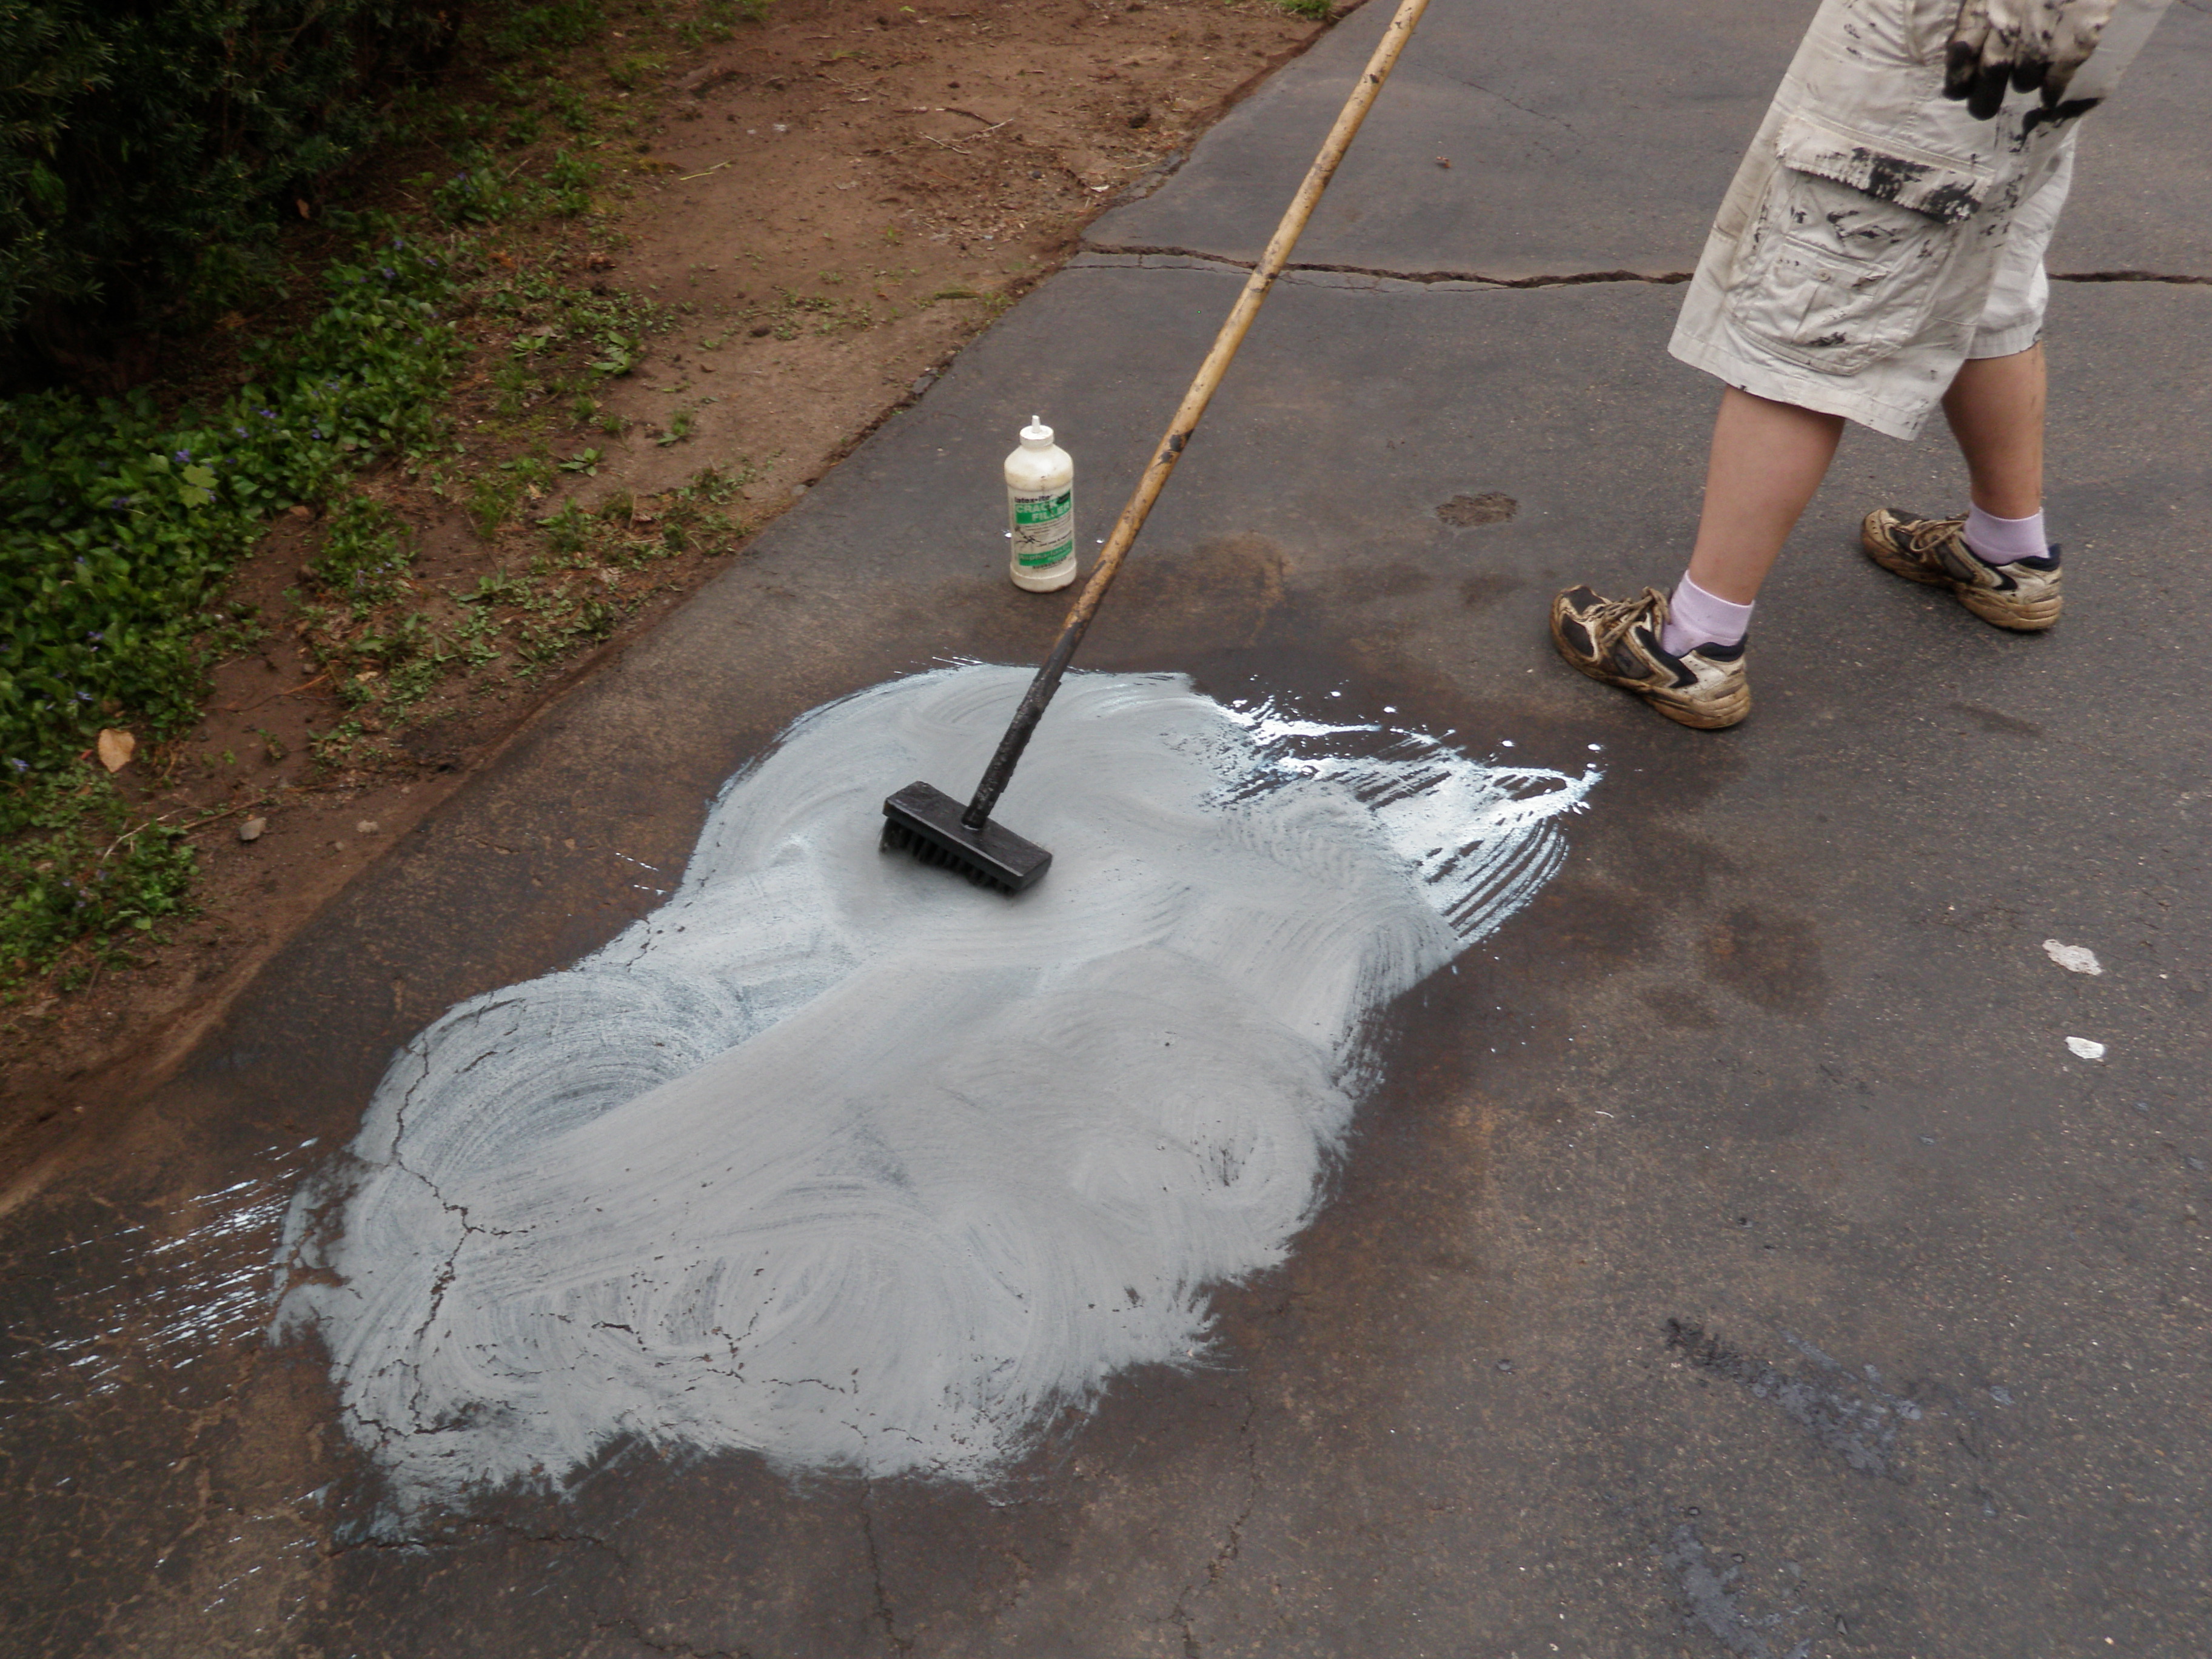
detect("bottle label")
[1010,488,1074,568]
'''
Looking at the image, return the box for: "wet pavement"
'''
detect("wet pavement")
[5,2,2210,1654]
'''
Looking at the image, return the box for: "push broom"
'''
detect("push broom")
[882,0,1435,891]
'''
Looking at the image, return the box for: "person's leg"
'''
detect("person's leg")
[1683,386,1849,605]
[1938,341,2054,565]
[1943,343,2045,518]
[1655,386,1846,656]
[1859,338,2062,627]
[1550,384,1842,731]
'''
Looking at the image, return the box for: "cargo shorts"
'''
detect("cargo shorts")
[1669,0,2174,440]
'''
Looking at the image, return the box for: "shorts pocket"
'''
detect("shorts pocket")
[1724,163,1962,375]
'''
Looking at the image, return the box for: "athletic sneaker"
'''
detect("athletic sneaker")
[1860,508,2062,631]
[1549,585,1750,729]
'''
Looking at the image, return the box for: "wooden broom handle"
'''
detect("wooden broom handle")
[964,0,1435,829]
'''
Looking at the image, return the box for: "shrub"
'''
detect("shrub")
[0,0,457,375]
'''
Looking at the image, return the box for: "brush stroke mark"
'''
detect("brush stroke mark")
[275,666,1597,1514]
[1664,1320,1924,1480]
[1662,1523,1812,1659]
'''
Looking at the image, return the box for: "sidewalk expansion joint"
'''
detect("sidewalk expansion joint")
[1076,244,1691,290]
[1081,246,2212,289]
[2049,269,2212,285]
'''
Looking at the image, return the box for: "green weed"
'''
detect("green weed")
[306,495,416,615]
[607,51,668,91]
[0,768,199,995]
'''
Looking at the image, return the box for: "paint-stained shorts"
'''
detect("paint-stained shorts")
[1670,0,2173,440]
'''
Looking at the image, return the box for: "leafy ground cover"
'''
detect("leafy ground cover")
[0,230,462,990]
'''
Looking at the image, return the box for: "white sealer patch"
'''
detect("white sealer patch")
[275,666,1597,1511]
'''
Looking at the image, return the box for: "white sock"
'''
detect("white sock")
[1660,574,1754,657]
[1962,504,2047,567]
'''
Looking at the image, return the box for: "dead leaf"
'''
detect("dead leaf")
[95,729,135,772]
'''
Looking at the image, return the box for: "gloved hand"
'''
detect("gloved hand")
[1944,0,2120,118]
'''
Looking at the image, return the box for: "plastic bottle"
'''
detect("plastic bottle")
[1004,417,1076,592]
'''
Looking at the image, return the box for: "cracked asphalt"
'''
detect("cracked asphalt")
[4,1,2210,1654]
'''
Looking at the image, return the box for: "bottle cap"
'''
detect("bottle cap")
[1021,415,1054,447]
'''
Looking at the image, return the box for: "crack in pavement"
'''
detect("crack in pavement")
[857,1481,914,1655]
[2048,269,2212,284]
[1080,245,2212,289]
[1437,71,1586,156]
[594,1616,756,1659]
[1077,244,1689,287]
[1165,1388,1264,1658]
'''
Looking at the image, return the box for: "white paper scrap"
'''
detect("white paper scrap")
[2043,940,2103,976]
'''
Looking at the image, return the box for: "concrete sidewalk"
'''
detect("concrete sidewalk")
[4,2,2209,1654]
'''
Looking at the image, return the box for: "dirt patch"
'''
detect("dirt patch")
[0,0,1348,1185]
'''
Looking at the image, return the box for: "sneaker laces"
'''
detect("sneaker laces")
[1578,586,1669,652]
[1904,515,1969,555]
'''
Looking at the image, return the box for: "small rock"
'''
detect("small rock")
[356,819,379,836]
[751,324,772,337]
[238,816,267,843]
[678,63,736,95]
[1495,1358,1513,1373]
[2065,1036,2107,1061]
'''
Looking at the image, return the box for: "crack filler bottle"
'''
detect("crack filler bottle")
[1005,415,1076,592]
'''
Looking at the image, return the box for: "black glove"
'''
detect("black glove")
[1945,0,2119,118]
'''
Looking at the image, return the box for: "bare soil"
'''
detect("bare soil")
[0,0,1346,1187]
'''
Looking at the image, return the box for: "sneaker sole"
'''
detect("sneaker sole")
[1859,518,2061,632]
[1645,682,1751,729]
